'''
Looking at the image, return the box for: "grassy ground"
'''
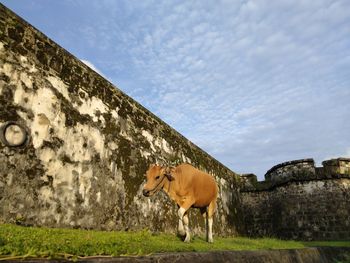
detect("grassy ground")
[0,224,349,261]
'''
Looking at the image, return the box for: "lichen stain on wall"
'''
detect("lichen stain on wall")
[0,53,160,230]
[0,4,241,237]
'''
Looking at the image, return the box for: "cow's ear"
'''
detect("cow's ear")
[165,173,175,181]
[145,164,153,176]
[164,167,175,181]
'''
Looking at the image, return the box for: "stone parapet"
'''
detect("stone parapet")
[322,158,350,176]
[241,157,350,192]
[265,158,315,183]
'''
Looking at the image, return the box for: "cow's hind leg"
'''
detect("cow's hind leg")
[178,207,191,242]
[200,207,209,242]
[207,199,217,243]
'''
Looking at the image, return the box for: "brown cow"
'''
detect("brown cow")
[143,163,218,243]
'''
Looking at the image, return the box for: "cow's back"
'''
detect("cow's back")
[177,164,218,208]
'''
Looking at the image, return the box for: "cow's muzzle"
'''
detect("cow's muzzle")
[143,189,151,197]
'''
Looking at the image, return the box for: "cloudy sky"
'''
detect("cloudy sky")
[2,0,350,180]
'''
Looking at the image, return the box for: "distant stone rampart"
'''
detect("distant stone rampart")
[240,158,350,240]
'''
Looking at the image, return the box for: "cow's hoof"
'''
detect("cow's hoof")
[184,235,191,243]
[178,229,186,236]
[208,238,213,243]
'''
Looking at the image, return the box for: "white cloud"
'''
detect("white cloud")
[8,0,349,180]
[345,149,350,158]
[80,59,105,77]
[116,0,350,179]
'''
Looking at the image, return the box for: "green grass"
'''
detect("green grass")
[303,241,350,248]
[0,224,349,261]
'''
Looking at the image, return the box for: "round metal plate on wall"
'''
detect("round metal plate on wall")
[0,121,30,148]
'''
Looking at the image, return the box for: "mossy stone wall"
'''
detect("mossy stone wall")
[0,4,243,236]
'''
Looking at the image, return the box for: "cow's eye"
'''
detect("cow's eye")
[155,176,160,180]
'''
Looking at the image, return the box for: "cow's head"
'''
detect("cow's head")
[143,164,174,197]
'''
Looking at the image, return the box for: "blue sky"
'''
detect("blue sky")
[2,0,350,180]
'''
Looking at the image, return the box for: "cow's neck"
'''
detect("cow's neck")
[162,177,177,201]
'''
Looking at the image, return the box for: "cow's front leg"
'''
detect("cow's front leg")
[177,205,185,236]
[178,207,190,242]
[183,212,190,242]
[178,217,185,236]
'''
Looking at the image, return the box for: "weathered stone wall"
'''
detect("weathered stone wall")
[241,158,350,240]
[0,4,243,236]
[2,4,349,242]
